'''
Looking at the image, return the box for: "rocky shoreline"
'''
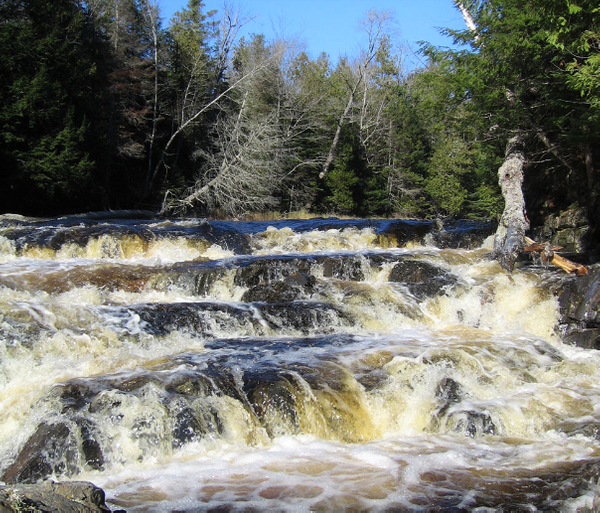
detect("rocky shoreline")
[0,480,114,512]
[559,264,600,350]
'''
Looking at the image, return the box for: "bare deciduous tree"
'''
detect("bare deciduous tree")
[162,34,331,217]
[320,9,395,179]
[148,2,250,192]
[162,94,286,216]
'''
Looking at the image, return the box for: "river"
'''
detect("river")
[0,214,599,511]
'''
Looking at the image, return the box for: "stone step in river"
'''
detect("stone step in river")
[1,214,599,511]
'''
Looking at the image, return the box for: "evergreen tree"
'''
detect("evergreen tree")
[439,0,598,224]
[0,0,110,214]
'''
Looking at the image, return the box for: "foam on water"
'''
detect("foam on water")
[1,219,599,510]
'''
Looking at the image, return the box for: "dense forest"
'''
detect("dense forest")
[0,0,598,227]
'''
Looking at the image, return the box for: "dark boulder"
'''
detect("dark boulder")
[388,260,458,299]
[1,422,78,484]
[558,264,600,349]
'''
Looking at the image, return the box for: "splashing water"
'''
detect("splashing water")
[0,215,599,511]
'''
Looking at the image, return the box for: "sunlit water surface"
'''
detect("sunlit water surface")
[0,216,599,511]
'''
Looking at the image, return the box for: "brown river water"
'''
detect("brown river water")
[0,214,599,511]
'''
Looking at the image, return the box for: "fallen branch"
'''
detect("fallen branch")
[524,237,588,276]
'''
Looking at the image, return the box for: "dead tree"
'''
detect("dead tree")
[320,10,393,179]
[455,2,528,272]
[493,135,529,271]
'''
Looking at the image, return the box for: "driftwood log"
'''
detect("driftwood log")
[524,237,588,276]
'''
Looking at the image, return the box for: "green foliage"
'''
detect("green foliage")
[468,184,504,220]
[0,0,109,214]
[1,0,594,222]
[362,169,391,216]
[542,0,600,115]
[425,138,472,216]
[323,143,360,214]
[427,0,599,223]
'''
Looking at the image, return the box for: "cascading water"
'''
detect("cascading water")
[0,214,599,511]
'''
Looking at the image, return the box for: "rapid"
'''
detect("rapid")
[0,214,599,511]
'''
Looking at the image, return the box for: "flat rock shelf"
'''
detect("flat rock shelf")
[1,215,599,511]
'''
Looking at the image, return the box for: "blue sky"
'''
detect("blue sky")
[158,0,465,65]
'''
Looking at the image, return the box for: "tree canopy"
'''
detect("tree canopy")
[0,0,597,228]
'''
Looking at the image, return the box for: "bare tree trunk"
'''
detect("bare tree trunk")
[144,0,160,194]
[320,80,361,179]
[456,2,478,34]
[320,9,392,179]
[494,134,529,272]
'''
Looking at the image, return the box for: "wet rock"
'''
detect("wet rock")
[54,382,96,411]
[245,375,300,438]
[78,418,105,471]
[388,260,458,299]
[321,257,365,281]
[146,264,223,297]
[0,480,111,512]
[1,410,105,484]
[128,302,263,337]
[2,422,78,484]
[558,264,600,348]
[168,397,226,449]
[234,258,314,288]
[165,371,223,397]
[171,405,205,448]
[435,377,463,417]
[258,302,350,334]
[450,411,497,437]
[243,280,304,302]
[563,327,600,350]
[242,271,316,302]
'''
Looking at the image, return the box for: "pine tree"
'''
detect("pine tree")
[0,0,110,214]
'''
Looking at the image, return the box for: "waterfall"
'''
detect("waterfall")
[0,215,599,511]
